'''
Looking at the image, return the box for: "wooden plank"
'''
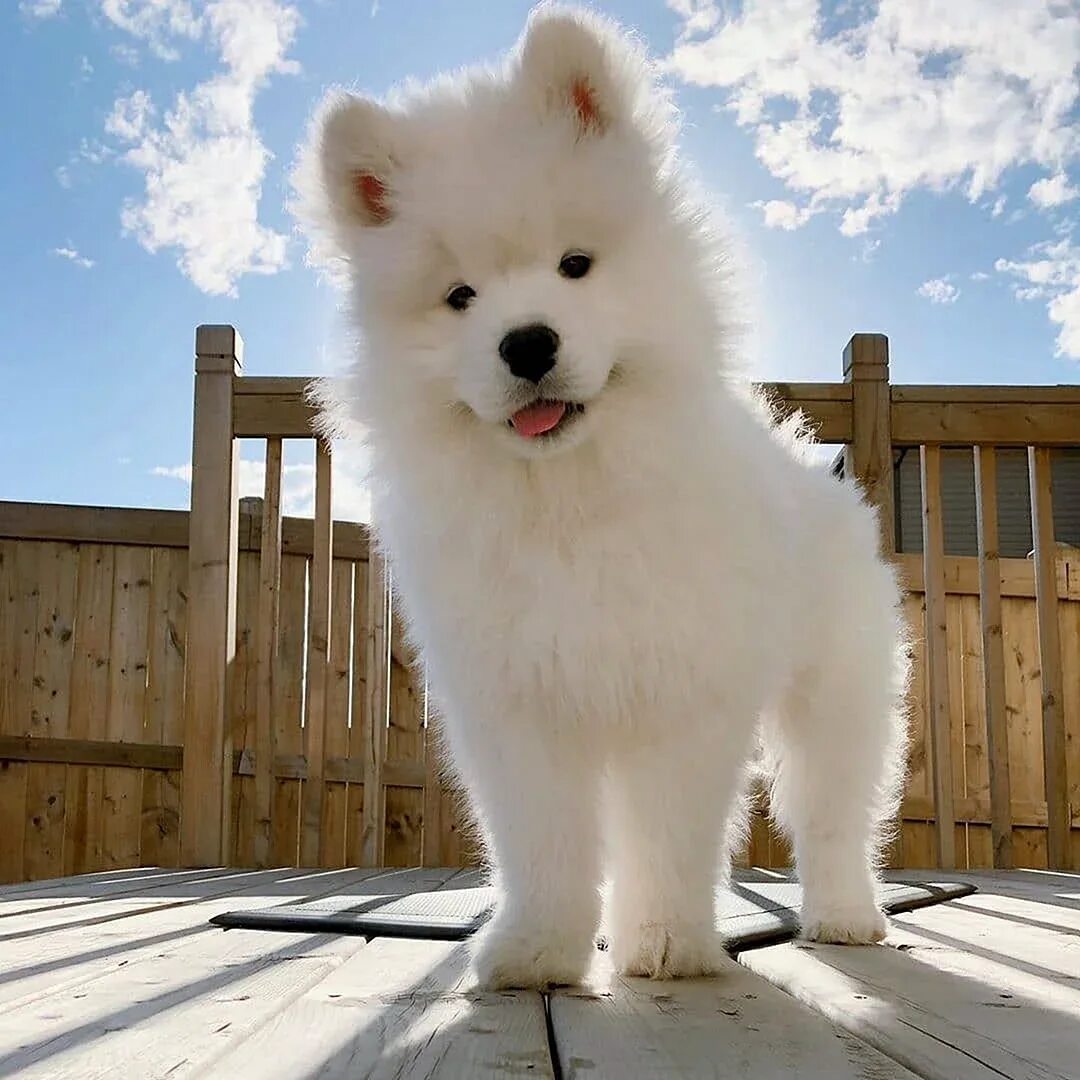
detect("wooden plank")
[384,582,424,867]
[63,767,104,877]
[103,548,153,743]
[422,683,443,868]
[0,934,369,1078]
[300,442,333,867]
[1028,447,1069,870]
[67,545,115,743]
[181,324,241,867]
[321,558,355,868]
[140,770,181,869]
[271,555,306,866]
[0,763,28,884]
[22,763,67,882]
[103,546,153,872]
[360,554,389,867]
[346,546,369,867]
[144,546,187,747]
[28,542,78,738]
[0,543,15,738]
[551,956,918,1079]
[0,502,189,548]
[0,871,381,1017]
[202,936,554,1080]
[895,551,1080,601]
[0,866,317,939]
[232,376,315,396]
[893,401,1080,446]
[973,447,1013,868]
[252,514,369,561]
[755,394,854,443]
[229,551,260,867]
[233,391,319,438]
[758,381,853,403]
[958,595,993,868]
[741,937,1076,1079]
[3,541,40,737]
[0,735,181,771]
[944,595,967,866]
[843,334,894,554]
[141,546,186,869]
[920,445,956,869]
[1061,594,1080,864]
[233,376,1080,409]
[891,385,1080,404]
[899,793,1080,829]
[0,501,369,559]
[254,438,284,869]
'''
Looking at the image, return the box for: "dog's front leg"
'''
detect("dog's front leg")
[458,726,603,990]
[603,732,751,979]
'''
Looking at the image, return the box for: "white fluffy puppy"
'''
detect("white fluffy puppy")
[297,3,908,990]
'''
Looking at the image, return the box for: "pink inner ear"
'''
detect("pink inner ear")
[570,77,603,133]
[353,170,391,224]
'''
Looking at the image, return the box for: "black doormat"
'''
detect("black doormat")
[210,874,974,954]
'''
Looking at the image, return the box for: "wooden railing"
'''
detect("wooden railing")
[0,325,1076,882]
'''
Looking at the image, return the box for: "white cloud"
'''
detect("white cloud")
[970,270,991,281]
[752,198,815,230]
[1028,172,1080,209]
[79,56,94,80]
[52,246,95,269]
[20,0,62,18]
[99,0,201,61]
[106,0,300,296]
[667,0,1080,235]
[917,276,960,305]
[153,452,371,522]
[55,138,113,189]
[106,89,155,140]
[996,238,1080,358]
[990,195,1007,218]
[111,42,141,66]
[667,0,720,38]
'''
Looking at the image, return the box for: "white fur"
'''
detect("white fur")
[296,3,909,989]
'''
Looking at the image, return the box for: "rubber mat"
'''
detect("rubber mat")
[211,874,974,953]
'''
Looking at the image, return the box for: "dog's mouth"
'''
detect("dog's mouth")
[507,400,585,440]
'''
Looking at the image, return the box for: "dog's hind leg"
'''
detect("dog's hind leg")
[761,608,908,944]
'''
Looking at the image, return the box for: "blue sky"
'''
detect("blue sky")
[2,0,1078,519]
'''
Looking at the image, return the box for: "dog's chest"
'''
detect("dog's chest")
[395,504,776,722]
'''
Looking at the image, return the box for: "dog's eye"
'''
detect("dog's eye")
[445,284,476,311]
[558,251,592,280]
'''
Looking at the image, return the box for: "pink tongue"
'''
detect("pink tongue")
[511,401,567,438]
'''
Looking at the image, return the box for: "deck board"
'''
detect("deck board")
[203,937,554,1079]
[551,956,921,1079]
[740,870,1080,1080]
[0,868,1074,1078]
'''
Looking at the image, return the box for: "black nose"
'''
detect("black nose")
[499,324,559,383]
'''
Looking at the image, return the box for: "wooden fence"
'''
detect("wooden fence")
[0,325,1077,882]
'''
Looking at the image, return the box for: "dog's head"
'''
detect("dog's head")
[300,5,727,459]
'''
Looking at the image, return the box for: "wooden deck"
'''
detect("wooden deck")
[0,867,1076,1078]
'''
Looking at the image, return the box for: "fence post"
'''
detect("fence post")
[180,325,241,867]
[843,334,895,555]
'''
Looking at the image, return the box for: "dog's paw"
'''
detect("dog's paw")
[471,921,591,990]
[800,902,887,945]
[610,920,733,980]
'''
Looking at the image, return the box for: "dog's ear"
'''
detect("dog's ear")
[515,5,647,137]
[315,92,401,227]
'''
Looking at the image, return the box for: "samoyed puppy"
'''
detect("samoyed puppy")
[296,3,908,989]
